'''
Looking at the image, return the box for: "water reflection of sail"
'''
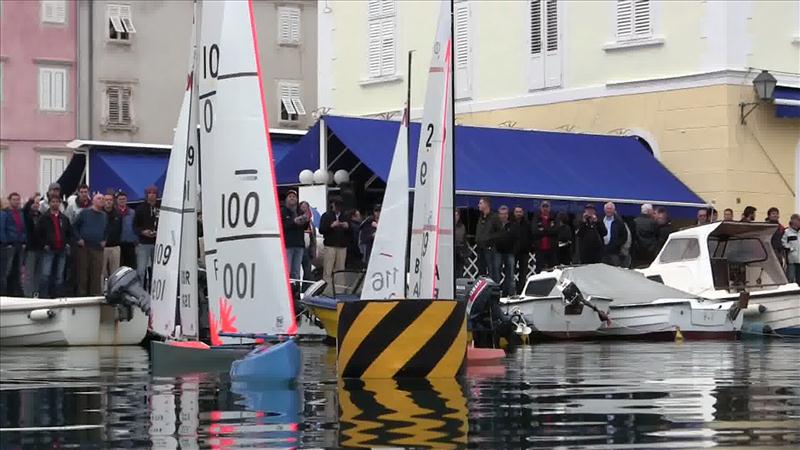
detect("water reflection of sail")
[338,378,468,448]
[148,377,201,450]
[149,383,178,449]
[177,377,200,450]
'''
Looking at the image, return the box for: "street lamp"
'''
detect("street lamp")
[740,70,777,124]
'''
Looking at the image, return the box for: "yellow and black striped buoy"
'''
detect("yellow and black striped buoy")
[338,377,468,448]
[337,299,467,378]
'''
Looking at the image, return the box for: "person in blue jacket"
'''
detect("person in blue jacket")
[1,192,27,296]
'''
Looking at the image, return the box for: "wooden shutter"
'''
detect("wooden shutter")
[42,0,66,24]
[633,0,651,36]
[454,2,471,99]
[279,82,297,116]
[108,4,124,35]
[39,68,53,110]
[543,0,560,88]
[278,6,300,44]
[617,0,633,39]
[290,84,306,115]
[290,7,301,43]
[52,68,66,110]
[120,87,131,124]
[107,86,120,124]
[120,5,136,33]
[367,0,396,78]
[529,0,544,90]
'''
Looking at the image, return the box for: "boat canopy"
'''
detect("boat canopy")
[293,115,707,218]
[554,264,698,305]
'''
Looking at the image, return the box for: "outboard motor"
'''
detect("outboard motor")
[105,266,152,318]
[558,279,609,323]
[466,277,514,348]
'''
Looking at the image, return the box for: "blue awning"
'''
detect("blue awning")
[89,148,170,202]
[275,125,319,185]
[312,115,706,213]
[774,86,800,118]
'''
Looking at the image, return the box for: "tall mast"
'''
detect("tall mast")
[405,50,413,298]
[450,0,456,295]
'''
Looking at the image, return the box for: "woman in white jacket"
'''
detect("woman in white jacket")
[782,214,800,283]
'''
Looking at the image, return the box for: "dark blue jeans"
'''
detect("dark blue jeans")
[39,249,67,298]
[478,246,501,284]
[1,243,24,296]
[499,252,516,296]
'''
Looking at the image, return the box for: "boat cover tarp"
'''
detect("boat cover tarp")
[291,115,707,216]
[556,264,697,305]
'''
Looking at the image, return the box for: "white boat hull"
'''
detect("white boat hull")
[598,299,742,340]
[500,296,613,338]
[0,296,148,346]
[712,287,800,336]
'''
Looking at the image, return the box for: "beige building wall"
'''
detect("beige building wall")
[318,0,800,217]
[458,84,799,218]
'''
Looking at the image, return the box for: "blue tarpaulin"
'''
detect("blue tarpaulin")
[302,115,706,214]
[774,86,800,118]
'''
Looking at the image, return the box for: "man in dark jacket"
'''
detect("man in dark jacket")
[281,190,308,281]
[512,206,532,293]
[37,195,72,298]
[1,192,26,296]
[655,207,674,254]
[102,191,122,284]
[116,192,138,269]
[633,203,658,267]
[766,207,786,265]
[531,200,558,273]
[495,206,517,296]
[475,197,502,282]
[359,204,381,265]
[319,197,350,294]
[23,195,43,297]
[601,202,628,267]
[576,204,606,264]
[73,194,108,296]
[134,186,159,287]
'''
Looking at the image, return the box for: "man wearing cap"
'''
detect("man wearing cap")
[281,189,308,281]
[319,197,350,294]
[575,204,606,264]
[134,186,160,287]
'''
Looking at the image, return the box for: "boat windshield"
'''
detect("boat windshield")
[708,237,768,264]
[331,270,365,298]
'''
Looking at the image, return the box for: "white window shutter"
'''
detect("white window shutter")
[41,157,53,195]
[279,83,297,116]
[290,84,306,116]
[120,5,136,34]
[543,0,561,88]
[616,0,633,39]
[278,7,291,43]
[368,0,381,18]
[454,2,471,99]
[52,69,66,110]
[290,8,301,43]
[379,18,396,76]
[528,0,544,90]
[39,69,52,110]
[367,20,382,78]
[53,0,66,23]
[120,87,131,124]
[633,0,651,37]
[108,5,124,34]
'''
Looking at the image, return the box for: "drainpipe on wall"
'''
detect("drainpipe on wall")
[88,0,94,139]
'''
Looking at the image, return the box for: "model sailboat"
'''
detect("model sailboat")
[336,0,467,379]
[151,0,300,380]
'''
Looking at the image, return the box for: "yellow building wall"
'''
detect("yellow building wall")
[457,85,799,217]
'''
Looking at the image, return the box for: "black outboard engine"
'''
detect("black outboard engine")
[466,277,514,348]
[105,266,152,320]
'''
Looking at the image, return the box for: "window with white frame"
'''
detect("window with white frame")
[0,62,4,104]
[367,0,396,79]
[39,66,67,111]
[454,1,472,99]
[278,81,305,122]
[616,0,651,41]
[105,85,133,129]
[528,0,561,90]
[39,153,67,196]
[41,0,66,24]
[278,6,301,45]
[107,4,136,41]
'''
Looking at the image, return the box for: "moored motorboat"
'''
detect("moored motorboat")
[0,295,147,346]
[639,221,800,337]
[150,340,250,376]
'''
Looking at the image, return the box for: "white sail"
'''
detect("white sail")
[438,80,454,299]
[150,25,199,337]
[206,0,297,340]
[361,108,410,300]
[408,0,452,299]
[198,0,224,341]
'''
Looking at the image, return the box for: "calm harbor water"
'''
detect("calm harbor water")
[0,341,798,449]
